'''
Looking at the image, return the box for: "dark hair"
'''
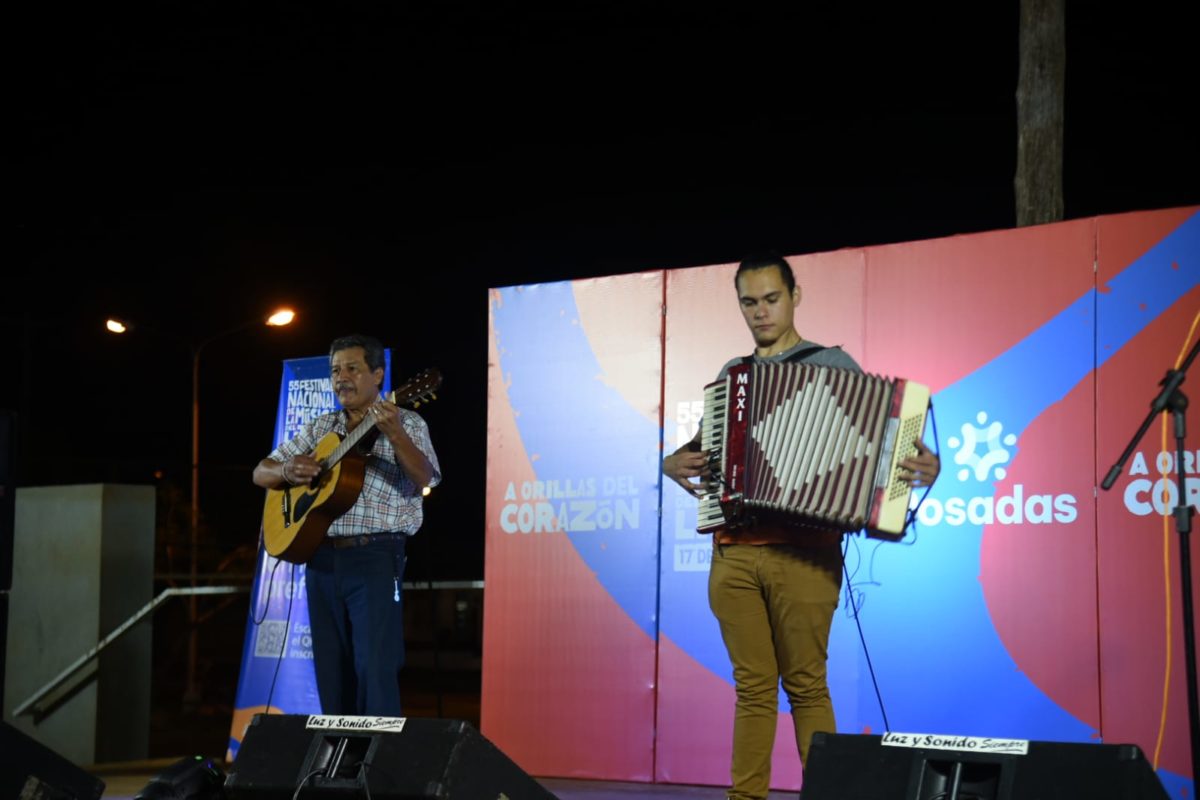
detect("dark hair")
[329,334,386,375]
[735,252,797,294]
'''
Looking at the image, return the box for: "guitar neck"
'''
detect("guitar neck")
[323,390,395,468]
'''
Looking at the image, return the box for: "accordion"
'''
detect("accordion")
[697,362,930,540]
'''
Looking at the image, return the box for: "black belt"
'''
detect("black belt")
[326,532,407,549]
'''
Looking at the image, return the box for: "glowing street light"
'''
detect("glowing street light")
[267,309,295,327]
[186,308,294,704]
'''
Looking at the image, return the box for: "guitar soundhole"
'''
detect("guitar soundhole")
[294,491,316,521]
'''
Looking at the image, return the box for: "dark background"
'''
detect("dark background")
[7,1,1198,758]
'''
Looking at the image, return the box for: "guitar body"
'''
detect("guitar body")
[262,431,368,564]
[258,367,442,564]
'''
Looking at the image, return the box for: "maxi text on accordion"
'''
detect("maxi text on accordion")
[697,362,930,540]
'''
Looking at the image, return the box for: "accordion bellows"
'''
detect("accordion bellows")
[699,362,930,540]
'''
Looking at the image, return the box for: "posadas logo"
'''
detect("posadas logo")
[948,411,1017,482]
[913,410,1077,527]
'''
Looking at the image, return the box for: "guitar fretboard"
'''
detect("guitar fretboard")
[321,390,396,469]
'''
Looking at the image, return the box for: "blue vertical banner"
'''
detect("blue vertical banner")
[226,351,391,760]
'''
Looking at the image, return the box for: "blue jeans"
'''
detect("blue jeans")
[305,534,407,715]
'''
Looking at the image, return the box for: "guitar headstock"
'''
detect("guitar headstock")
[389,368,442,409]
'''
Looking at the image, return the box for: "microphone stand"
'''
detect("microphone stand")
[1101,338,1199,786]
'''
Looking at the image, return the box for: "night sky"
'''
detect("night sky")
[10,3,1198,583]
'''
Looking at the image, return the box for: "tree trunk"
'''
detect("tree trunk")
[1015,0,1065,226]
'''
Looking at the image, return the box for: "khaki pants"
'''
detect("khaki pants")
[708,542,843,800]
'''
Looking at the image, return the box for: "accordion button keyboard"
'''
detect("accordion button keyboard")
[696,378,730,531]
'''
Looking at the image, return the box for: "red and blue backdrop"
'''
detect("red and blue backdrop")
[482,207,1199,797]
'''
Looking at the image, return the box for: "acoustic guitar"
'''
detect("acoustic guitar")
[261,368,442,564]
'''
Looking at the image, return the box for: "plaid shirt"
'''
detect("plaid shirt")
[269,408,441,536]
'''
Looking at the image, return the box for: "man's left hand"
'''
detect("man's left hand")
[370,400,407,441]
[899,440,940,487]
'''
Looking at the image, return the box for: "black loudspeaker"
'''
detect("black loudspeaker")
[0,720,105,800]
[134,755,227,800]
[225,715,558,800]
[800,732,1169,800]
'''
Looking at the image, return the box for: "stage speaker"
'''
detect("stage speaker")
[134,755,227,800]
[799,732,1169,800]
[225,715,557,800]
[0,720,105,800]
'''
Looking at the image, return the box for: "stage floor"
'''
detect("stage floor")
[94,762,797,799]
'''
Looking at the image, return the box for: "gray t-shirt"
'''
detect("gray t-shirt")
[716,339,861,380]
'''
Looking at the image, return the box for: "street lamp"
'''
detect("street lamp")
[108,307,296,706]
[186,309,294,705]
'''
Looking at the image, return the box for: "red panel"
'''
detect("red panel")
[866,219,1102,740]
[662,261,743,440]
[1096,208,1200,778]
[1097,207,1196,287]
[574,272,665,428]
[481,287,657,780]
[979,376,1099,728]
[862,220,1096,390]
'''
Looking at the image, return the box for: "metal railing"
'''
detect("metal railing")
[12,586,247,719]
[11,579,484,719]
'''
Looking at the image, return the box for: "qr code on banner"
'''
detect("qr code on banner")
[254,620,288,658]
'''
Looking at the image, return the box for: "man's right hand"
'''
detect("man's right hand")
[284,454,322,486]
[662,449,713,498]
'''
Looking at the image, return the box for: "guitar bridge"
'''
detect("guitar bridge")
[281,487,292,527]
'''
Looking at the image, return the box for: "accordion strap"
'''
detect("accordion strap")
[741,344,828,365]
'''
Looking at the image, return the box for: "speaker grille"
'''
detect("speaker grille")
[226,715,558,800]
[800,733,1169,800]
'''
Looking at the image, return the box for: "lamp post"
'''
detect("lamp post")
[108,308,295,708]
[184,308,294,706]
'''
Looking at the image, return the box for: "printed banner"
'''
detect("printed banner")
[1094,209,1200,800]
[483,207,1198,796]
[481,275,663,780]
[227,351,392,760]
